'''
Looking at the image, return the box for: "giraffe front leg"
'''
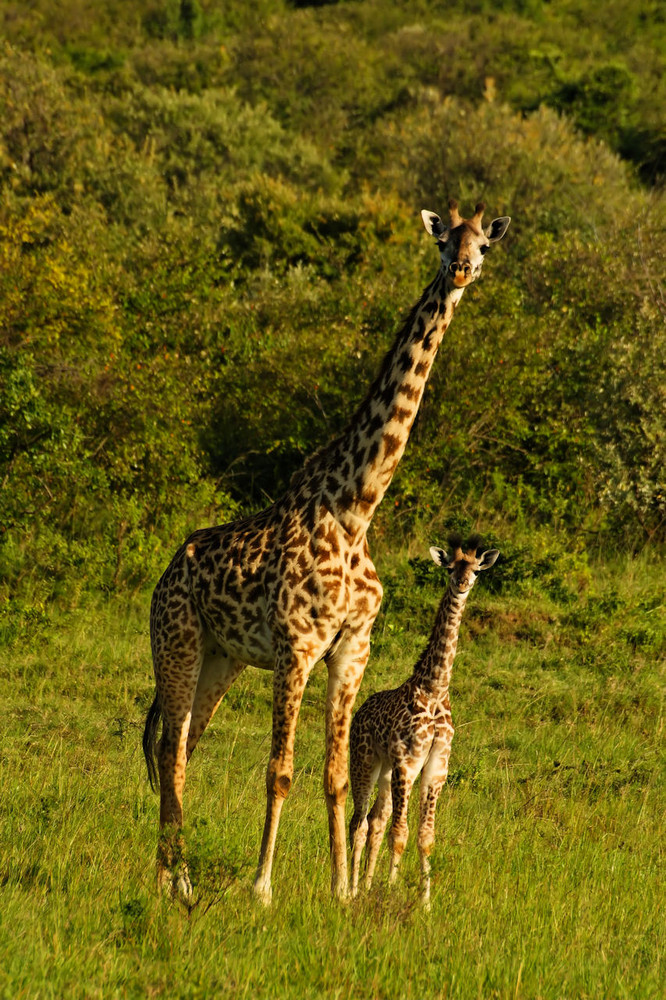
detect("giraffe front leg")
[388,767,416,886]
[417,783,442,912]
[253,648,313,905]
[418,729,453,910]
[325,636,371,900]
[364,766,392,889]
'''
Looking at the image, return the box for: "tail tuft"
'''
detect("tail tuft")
[142,693,162,791]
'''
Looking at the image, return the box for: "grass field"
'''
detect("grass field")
[1,545,664,999]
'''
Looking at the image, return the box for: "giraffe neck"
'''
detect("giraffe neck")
[301,270,464,532]
[411,586,469,696]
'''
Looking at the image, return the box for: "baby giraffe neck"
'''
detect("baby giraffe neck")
[412,587,469,695]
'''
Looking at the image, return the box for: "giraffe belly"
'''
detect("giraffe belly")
[199,603,276,669]
[201,603,346,671]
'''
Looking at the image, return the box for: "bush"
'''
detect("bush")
[0,4,664,609]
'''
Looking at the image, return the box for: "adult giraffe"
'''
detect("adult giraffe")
[143,200,510,905]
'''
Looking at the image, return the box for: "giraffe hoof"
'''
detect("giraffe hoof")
[333,883,350,904]
[175,872,194,908]
[253,879,273,907]
[157,864,193,907]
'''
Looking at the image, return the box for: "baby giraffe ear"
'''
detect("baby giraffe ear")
[478,548,500,570]
[421,210,449,242]
[429,546,449,567]
[485,217,511,243]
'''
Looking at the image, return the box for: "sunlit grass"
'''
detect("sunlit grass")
[1,549,664,998]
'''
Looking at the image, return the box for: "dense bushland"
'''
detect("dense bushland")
[0,0,665,608]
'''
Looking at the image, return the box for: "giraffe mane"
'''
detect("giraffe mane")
[465,533,483,556]
[289,445,326,487]
[289,290,428,487]
[446,533,464,561]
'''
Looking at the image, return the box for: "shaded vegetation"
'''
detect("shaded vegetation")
[1,0,665,605]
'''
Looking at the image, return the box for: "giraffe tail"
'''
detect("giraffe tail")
[142,692,162,791]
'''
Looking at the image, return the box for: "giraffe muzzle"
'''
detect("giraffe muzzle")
[449,262,473,287]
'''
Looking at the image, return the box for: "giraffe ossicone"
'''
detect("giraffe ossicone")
[143,203,510,906]
[349,537,499,908]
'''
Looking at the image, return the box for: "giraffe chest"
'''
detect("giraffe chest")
[266,531,374,652]
[368,687,448,768]
[185,508,375,668]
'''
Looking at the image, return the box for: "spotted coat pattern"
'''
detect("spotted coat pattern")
[349,540,499,907]
[143,202,510,905]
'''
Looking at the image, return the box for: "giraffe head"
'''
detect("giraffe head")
[429,535,499,596]
[421,200,510,290]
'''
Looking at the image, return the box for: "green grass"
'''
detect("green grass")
[1,549,664,999]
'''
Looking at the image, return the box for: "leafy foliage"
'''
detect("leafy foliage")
[0,2,665,605]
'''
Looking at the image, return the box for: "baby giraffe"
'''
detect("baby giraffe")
[349,536,499,907]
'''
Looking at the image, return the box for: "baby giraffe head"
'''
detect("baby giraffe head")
[429,534,500,596]
[421,200,510,290]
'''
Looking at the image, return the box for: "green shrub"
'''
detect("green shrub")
[0,4,664,608]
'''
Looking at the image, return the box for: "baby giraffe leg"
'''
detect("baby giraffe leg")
[349,752,380,897]
[364,767,392,889]
[417,783,442,910]
[418,732,453,909]
[350,815,368,897]
[388,766,416,884]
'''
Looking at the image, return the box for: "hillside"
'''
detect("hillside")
[1,0,665,606]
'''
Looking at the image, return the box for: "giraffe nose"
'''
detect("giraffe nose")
[449,261,471,277]
[449,261,472,286]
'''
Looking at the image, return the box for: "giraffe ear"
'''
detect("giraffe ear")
[478,549,500,570]
[429,546,449,567]
[485,217,511,243]
[421,210,449,242]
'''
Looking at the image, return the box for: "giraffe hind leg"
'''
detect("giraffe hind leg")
[151,606,204,905]
[349,751,381,897]
[156,704,197,905]
[186,644,246,760]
